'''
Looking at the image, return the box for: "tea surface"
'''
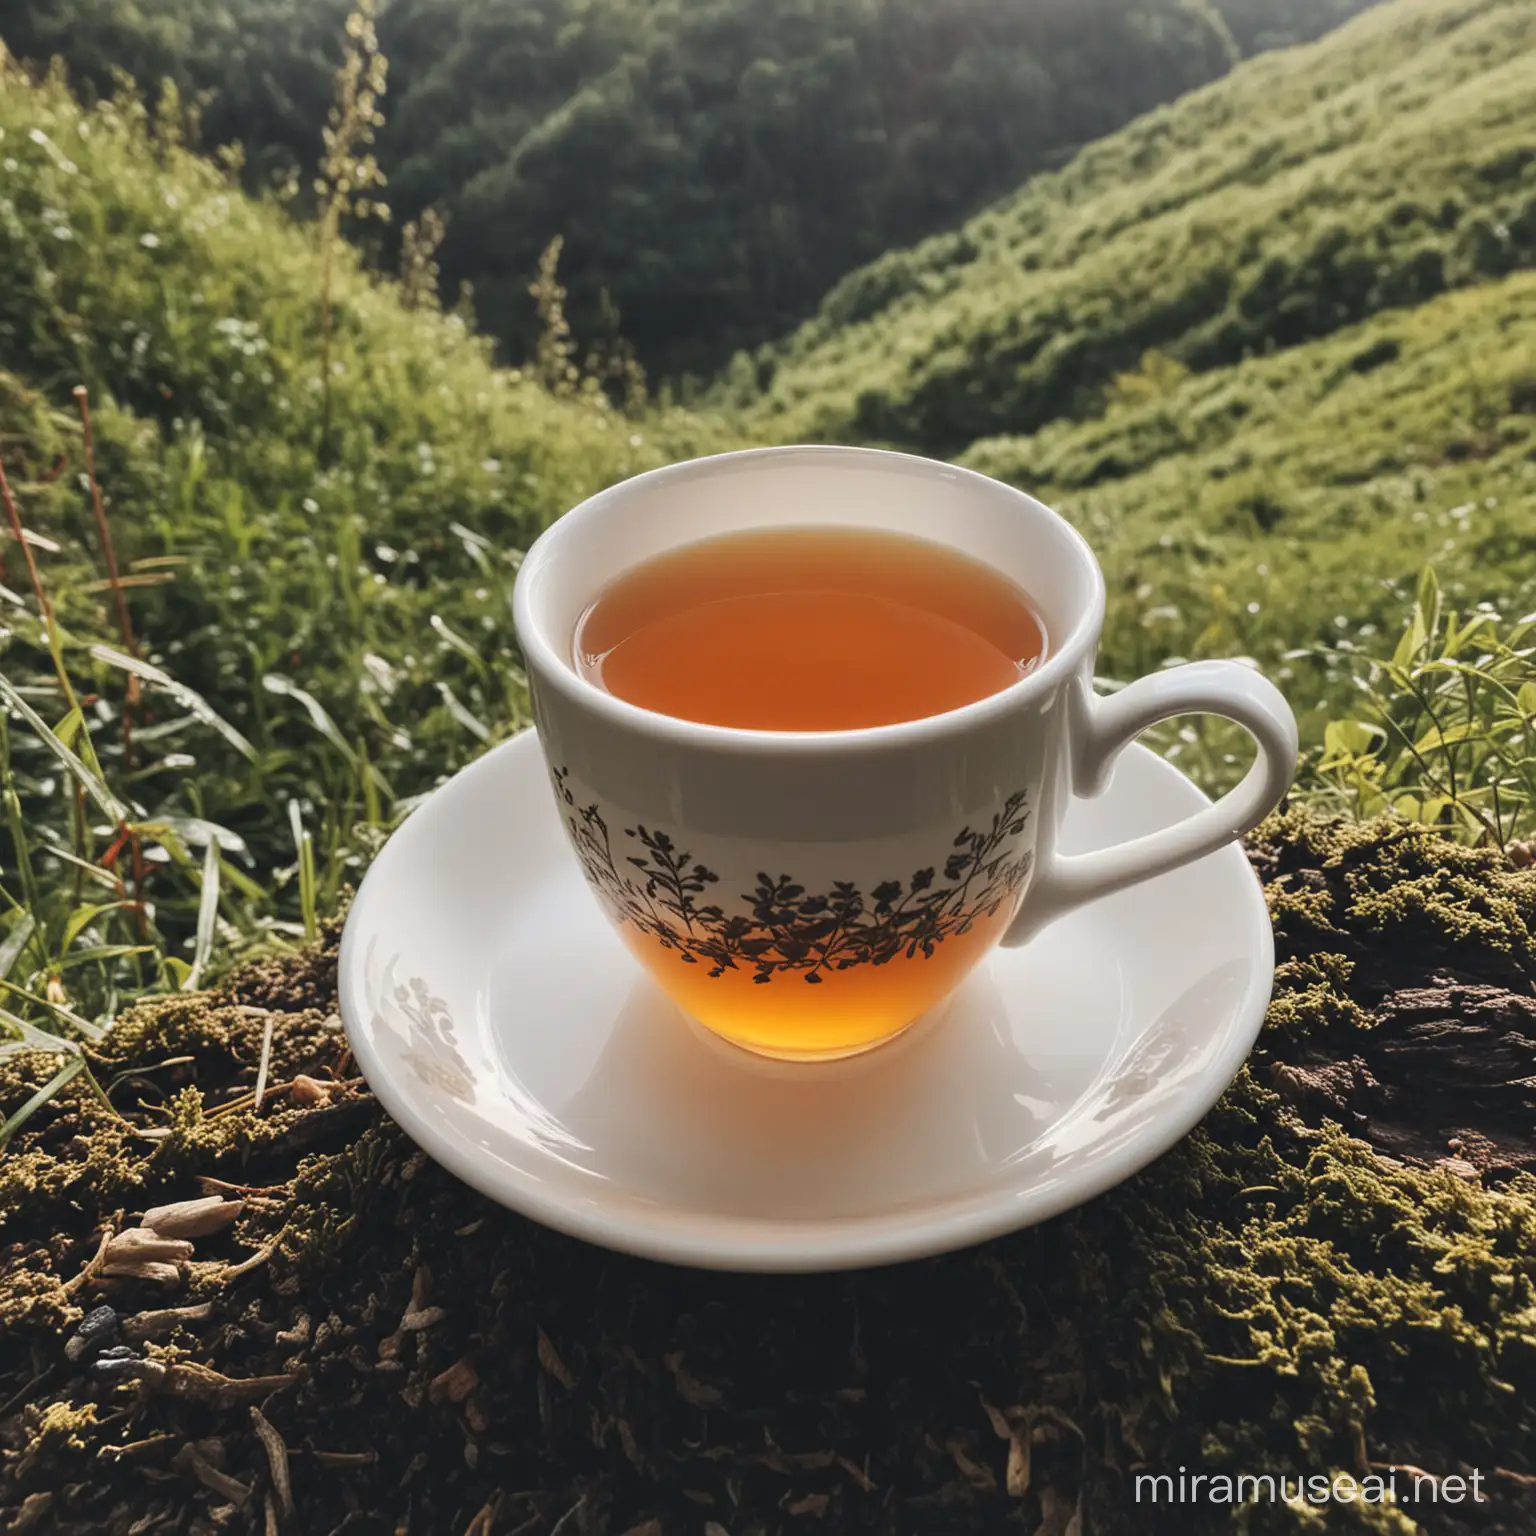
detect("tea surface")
[573,525,1046,731]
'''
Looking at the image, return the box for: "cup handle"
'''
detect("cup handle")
[1002,661,1299,948]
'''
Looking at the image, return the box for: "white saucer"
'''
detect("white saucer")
[339,730,1273,1272]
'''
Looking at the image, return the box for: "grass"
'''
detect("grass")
[956,274,1536,786]
[0,47,733,1091]
[0,0,1531,1147]
[733,0,1536,455]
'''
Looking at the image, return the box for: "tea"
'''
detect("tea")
[573,525,1047,731]
[567,526,1046,1057]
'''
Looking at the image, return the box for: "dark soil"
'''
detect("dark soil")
[2,811,1535,1536]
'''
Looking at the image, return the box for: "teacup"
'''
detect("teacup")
[512,446,1297,1061]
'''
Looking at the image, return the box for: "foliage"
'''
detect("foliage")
[0,50,728,1072]
[1,0,1381,379]
[958,273,1536,781]
[0,0,1531,1088]
[314,0,391,454]
[1305,568,1536,849]
[740,0,1536,453]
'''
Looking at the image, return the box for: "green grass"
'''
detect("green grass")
[0,0,1532,1096]
[960,275,1536,746]
[0,55,732,1043]
[734,0,1536,455]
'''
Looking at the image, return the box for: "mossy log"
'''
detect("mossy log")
[2,812,1534,1535]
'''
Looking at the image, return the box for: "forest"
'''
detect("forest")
[1,0,1534,1531]
[7,0,1383,374]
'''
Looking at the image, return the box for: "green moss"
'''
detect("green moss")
[3,810,1534,1532]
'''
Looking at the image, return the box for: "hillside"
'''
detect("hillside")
[968,275,1536,754]
[737,0,1536,454]
[0,51,725,958]
[0,0,1530,993]
[4,0,1382,378]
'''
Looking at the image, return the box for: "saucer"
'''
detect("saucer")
[339,730,1273,1272]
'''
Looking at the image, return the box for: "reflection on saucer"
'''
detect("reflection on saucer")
[1089,959,1253,1124]
[367,956,477,1106]
[508,965,1082,1222]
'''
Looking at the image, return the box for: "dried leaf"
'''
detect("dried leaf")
[141,1195,244,1240]
[785,1492,830,1517]
[122,1300,214,1342]
[665,1350,724,1409]
[947,1438,996,1492]
[100,1258,183,1284]
[250,1407,295,1522]
[106,1229,194,1265]
[400,1305,445,1333]
[538,1328,575,1389]
[174,1440,252,1507]
[291,1074,333,1106]
[429,1356,478,1406]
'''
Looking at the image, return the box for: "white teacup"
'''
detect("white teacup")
[512,446,1297,1061]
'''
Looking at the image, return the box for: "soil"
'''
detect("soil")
[2,809,1534,1536]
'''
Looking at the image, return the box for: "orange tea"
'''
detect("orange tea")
[573,525,1046,731]
[566,526,1045,1058]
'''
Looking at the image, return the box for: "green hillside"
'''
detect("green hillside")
[0,51,725,975]
[967,275,1536,750]
[4,0,1382,378]
[738,0,1536,454]
[0,0,1530,1005]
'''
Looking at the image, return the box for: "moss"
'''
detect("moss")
[3,811,1535,1533]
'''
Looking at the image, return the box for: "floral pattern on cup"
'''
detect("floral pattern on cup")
[551,766,1033,986]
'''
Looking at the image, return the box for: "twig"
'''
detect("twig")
[251,1407,296,1524]
[0,1365,53,1420]
[221,1242,275,1281]
[73,387,138,660]
[0,455,55,626]
[62,1223,116,1295]
[462,1493,504,1536]
[253,1012,276,1112]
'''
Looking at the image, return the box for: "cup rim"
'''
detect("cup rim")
[512,444,1106,754]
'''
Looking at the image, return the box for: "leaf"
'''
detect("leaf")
[61,900,134,954]
[429,613,486,675]
[0,979,105,1040]
[132,813,248,856]
[0,913,38,981]
[184,840,220,992]
[434,681,490,741]
[1416,565,1441,640]
[263,674,359,769]
[57,944,156,970]
[53,706,84,749]
[91,645,255,760]
[1322,719,1381,758]
[0,672,127,823]
[0,1004,80,1056]
[1412,720,1479,754]
[0,1054,84,1149]
[1519,682,1536,719]
[43,847,125,892]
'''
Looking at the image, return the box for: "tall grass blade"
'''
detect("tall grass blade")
[0,1053,84,1149]
[0,913,37,980]
[265,674,360,769]
[91,645,256,761]
[289,800,318,942]
[0,672,127,822]
[0,1003,81,1056]
[185,840,220,991]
